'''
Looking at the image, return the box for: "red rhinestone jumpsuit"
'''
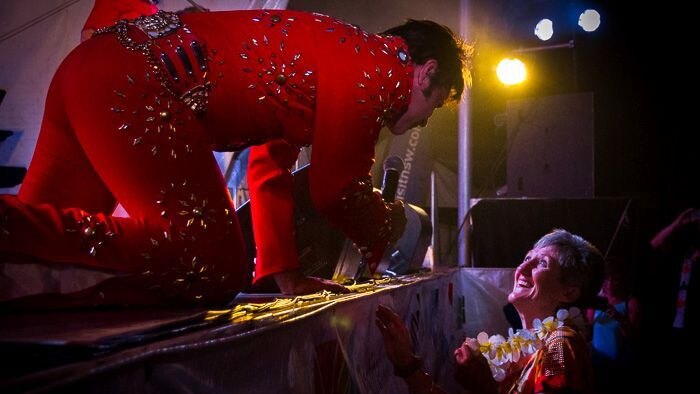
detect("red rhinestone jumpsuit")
[0,10,413,306]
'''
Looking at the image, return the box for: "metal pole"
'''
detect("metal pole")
[512,40,574,53]
[458,0,471,267]
[430,170,441,269]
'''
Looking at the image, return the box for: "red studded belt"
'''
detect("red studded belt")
[96,11,211,116]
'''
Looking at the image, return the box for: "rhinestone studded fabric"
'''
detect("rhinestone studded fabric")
[90,13,244,302]
[224,11,414,269]
[220,10,413,146]
[71,10,416,302]
[97,11,211,116]
[540,329,571,377]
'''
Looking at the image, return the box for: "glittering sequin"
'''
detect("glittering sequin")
[542,329,571,377]
[175,46,194,76]
[238,15,318,110]
[64,214,117,258]
[147,180,238,292]
[132,11,181,39]
[97,11,211,117]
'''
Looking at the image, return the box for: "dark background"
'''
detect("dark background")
[288,0,700,276]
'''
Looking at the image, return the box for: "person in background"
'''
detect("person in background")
[648,207,699,375]
[376,229,604,393]
[81,0,159,42]
[0,10,471,308]
[586,259,641,393]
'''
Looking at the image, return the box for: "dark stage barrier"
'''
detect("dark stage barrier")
[470,197,640,268]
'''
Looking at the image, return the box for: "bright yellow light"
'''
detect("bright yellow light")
[496,58,526,85]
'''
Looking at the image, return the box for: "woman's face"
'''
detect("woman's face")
[508,245,571,318]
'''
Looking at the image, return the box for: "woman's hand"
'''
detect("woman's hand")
[454,337,480,365]
[375,304,416,369]
[453,337,499,394]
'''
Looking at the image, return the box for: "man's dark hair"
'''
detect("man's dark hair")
[383,19,472,102]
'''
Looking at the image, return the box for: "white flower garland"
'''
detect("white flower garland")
[472,307,585,382]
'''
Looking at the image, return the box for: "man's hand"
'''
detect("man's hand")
[81,29,95,42]
[387,200,407,244]
[273,270,349,295]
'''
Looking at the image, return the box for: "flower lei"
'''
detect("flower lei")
[472,307,585,382]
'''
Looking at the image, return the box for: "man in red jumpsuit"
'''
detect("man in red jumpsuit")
[0,10,470,308]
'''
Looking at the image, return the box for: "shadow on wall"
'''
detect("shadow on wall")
[1,89,27,188]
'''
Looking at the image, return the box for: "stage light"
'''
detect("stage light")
[578,9,601,32]
[496,58,526,85]
[534,19,554,41]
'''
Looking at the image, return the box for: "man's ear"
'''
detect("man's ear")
[417,59,439,89]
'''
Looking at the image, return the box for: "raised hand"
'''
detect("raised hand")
[375,304,416,368]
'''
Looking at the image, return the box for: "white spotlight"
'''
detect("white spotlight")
[534,19,554,41]
[578,9,601,32]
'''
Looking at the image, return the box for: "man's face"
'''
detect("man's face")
[388,74,449,135]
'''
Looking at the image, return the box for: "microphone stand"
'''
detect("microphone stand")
[353,257,367,283]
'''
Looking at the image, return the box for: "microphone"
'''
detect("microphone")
[381,155,404,202]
